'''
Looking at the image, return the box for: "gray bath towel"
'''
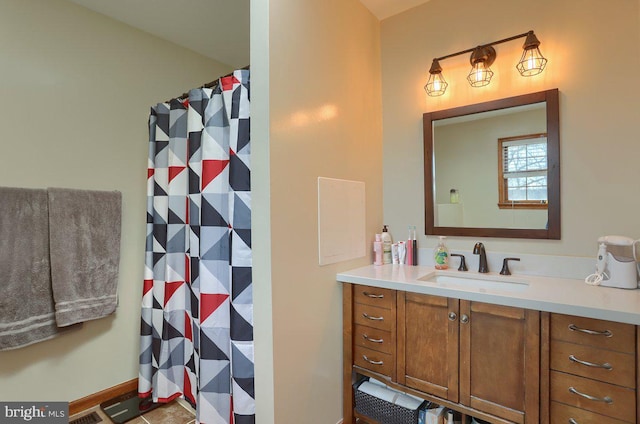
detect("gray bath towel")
[0,187,62,350]
[48,188,122,327]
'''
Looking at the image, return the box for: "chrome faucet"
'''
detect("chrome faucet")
[473,242,489,273]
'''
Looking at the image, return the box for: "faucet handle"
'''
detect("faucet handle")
[450,253,468,272]
[500,257,521,276]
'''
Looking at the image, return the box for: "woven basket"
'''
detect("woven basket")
[354,382,422,424]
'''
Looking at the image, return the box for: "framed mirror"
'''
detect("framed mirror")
[424,89,560,239]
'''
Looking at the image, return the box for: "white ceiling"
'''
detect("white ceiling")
[359,0,431,20]
[66,0,429,67]
[66,0,250,68]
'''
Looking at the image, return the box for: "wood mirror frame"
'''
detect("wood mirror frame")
[424,89,560,239]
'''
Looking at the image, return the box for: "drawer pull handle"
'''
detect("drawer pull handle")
[362,313,384,321]
[568,419,578,424]
[362,355,384,365]
[363,334,384,343]
[568,386,613,404]
[569,354,613,370]
[568,324,612,337]
[363,291,384,299]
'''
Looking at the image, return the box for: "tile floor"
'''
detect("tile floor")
[70,399,195,424]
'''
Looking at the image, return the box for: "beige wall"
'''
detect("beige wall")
[0,0,232,401]
[382,0,640,257]
[252,0,383,422]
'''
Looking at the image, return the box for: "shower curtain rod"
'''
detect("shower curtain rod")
[165,65,250,104]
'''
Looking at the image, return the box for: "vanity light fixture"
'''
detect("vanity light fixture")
[424,59,448,96]
[516,31,547,76]
[467,46,496,87]
[424,30,548,97]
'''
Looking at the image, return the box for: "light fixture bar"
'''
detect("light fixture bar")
[433,31,532,62]
[425,30,547,97]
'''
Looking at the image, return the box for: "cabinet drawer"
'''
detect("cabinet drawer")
[354,345,393,377]
[354,325,393,355]
[551,340,635,388]
[353,285,395,309]
[550,371,636,423]
[551,314,635,353]
[354,303,394,331]
[550,401,630,424]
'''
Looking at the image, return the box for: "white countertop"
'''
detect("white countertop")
[337,264,640,325]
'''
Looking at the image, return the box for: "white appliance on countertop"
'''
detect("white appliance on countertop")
[585,235,640,289]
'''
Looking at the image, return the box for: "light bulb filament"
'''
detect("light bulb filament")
[527,52,534,70]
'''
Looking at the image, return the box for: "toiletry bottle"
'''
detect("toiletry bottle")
[434,236,449,270]
[412,225,418,265]
[373,234,383,266]
[398,241,406,265]
[446,410,454,424]
[450,189,459,204]
[406,226,413,266]
[381,225,392,264]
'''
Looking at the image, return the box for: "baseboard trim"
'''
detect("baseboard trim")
[69,378,138,416]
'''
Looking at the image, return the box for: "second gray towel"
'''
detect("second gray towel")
[48,188,122,327]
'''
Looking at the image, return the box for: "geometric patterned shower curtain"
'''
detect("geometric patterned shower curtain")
[138,69,254,424]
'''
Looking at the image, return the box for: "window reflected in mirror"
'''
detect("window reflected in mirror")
[498,133,548,210]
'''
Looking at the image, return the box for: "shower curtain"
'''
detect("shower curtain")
[139,69,253,424]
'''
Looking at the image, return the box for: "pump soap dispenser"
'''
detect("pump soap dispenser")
[434,236,449,270]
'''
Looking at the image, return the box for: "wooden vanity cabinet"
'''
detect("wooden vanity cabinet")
[397,293,539,424]
[343,284,639,424]
[546,313,637,424]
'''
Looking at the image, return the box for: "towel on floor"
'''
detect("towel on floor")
[0,187,62,350]
[48,188,122,327]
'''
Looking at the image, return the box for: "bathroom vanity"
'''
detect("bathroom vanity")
[338,265,640,424]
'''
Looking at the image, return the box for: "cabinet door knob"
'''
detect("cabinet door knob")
[568,386,613,404]
[568,324,613,337]
[363,355,384,365]
[569,354,613,370]
[448,312,457,321]
[460,314,469,324]
[568,419,579,424]
[362,313,384,321]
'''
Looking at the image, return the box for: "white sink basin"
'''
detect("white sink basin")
[418,272,529,292]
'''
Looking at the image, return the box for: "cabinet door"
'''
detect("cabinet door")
[459,301,539,424]
[397,292,459,402]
